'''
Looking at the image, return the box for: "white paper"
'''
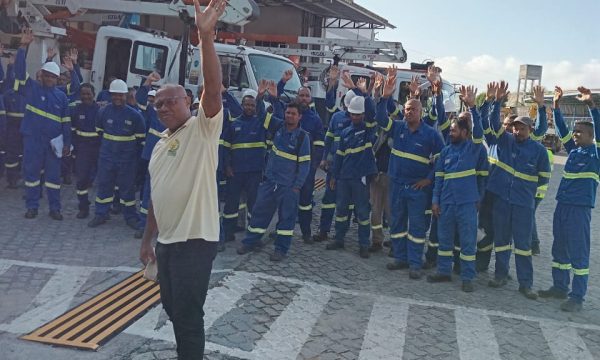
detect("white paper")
[50,135,64,158]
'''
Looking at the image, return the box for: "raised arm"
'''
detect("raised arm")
[460,85,483,143]
[325,65,339,113]
[530,85,548,141]
[490,81,509,137]
[577,86,600,148]
[14,30,34,94]
[376,66,397,132]
[552,86,576,152]
[195,0,226,118]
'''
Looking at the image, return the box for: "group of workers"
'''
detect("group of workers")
[0,31,597,313]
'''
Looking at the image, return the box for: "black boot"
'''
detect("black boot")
[49,210,63,221]
[427,273,452,283]
[25,209,38,219]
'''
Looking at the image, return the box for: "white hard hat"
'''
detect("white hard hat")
[109,79,128,94]
[148,90,157,97]
[347,96,365,114]
[444,99,458,113]
[343,90,356,108]
[242,89,258,99]
[41,62,60,77]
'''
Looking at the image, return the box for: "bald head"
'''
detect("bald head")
[404,99,422,124]
[156,84,192,131]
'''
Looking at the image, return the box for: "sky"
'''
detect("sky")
[356,0,600,91]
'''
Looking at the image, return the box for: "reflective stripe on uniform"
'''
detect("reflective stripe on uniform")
[4,162,19,168]
[222,213,238,219]
[313,140,325,147]
[148,128,163,137]
[495,159,538,182]
[96,196,114,204]
[573,268,590,276]
[231,142,267,150]
[444,169,476,180]
[407,234,426,244]
[272,145,310,162]
[45,182,61,189]
[76,189,88,196]
[391,232,408,239]
[337,142,373,156]
[7,112,24,118]
[335,216,348,222]
[358,219,370,226]
[120,199,136,207]
[438,250,453,257]
[25,180,40,187]
[478,244,494,252]
[299,204,312,211]
[391,149,430,164]
[248,226,267,234]
[560,131,573,144]
[103,133,136,141]
[321,203,336,209]
[494,244,512,252]
[371,224,383,230]
[552,262,572,270]
[140,207,148,215]
[263,113,273,129]
[76,130,99,137]
[25,104,63,123]
[562,171,600,182]
[460,253,476,261]
[276,229,294,236]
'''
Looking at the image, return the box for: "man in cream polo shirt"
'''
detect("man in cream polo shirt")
[139,0,227,358]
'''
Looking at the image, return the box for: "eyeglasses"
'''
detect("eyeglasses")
[155,96,187,109]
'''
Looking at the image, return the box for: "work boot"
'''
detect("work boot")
[532,243,540,255]
[270,251,287,262]
[359,247,370,259]
[368,243,383,253]
[236,242,262,255]
[518,287,538,300]
[538,287,568,299]
[126,218,139,230]
[88,215,108,228]
[462,281,474,293]
[303,234,314,244]
[409,269,423,280]
[427,273,452,283]
[24,208,38,219]
[134,229,144,239]
[325,241,344,250]
[386,261,409,270]
[560,299,582,312]
[76,209,89,219]
[312,232,328,243]
[49,210,63,221]
[488,277,508,288]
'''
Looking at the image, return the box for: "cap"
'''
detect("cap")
[109,79,128,93]
[41,62,60,77]
[347,96,365,114]
[343,89,356,108]
[242,89,258,99]
[513,116,533,127]
[148,90,157,97]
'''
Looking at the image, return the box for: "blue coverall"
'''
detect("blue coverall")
[550,107,600,303]
[487,101,551,288]
[71,101,100,211]
[432,107,488,281]
[221,98,281,240]
[94,103,146,222]
[332,121,378,248]
[14,48,72,212]
[242,121,311,255]
[376,97,445,270]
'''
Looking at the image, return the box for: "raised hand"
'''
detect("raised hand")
[62,54,73,71]
[20,28,34,47]
[328,65,339,81]
[257,79,268,97]
[266,80,278,97]
[576,86,595,106]
[340,70,356,89]
[193,0,227,37]
[382,72,396,98]
[431,79,442,96]
[373,72,384,93]
[357,77,368,93]
[553,86,563,108]
[532,85,545,106]
[495,80,510,101]
[459,85,477,108]
[486,82,496,101]
[281,69,294,83]
[46,47,57,60]
[386,65,398,79]
[427,65,441,84]
[409,75,420,99]
[69,48,78,63]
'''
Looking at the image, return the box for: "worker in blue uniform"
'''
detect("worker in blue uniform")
[486,81,550,300]
[314,90,357,243]
[375,67,445,279]
[278,69,325,243]
[15,31,72,220]
[136,72,166,238]
[222,82,276,241]
[237,102,311,261]
[326,96,378,258]
[427,85,488,292]
[539,86,600,312]
[0,94,5,163]
[2,58,26,189]
[88,79,146,230]
[476,83,549,271]
[72,83,100,219]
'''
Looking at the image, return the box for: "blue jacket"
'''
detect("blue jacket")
[265,124,311,189]
[376,97,445,185]
[222,91,243,120]
[333,121,378,180]
[136,85,166,161]
[0,95,5,148]
[323,110,351,162]
[95,104,146,160]
[300,107,325,167]
[553,107,600,207]
[14,49,71,147]
[423,94,448,139]
[223,99,283,173]
[486,101,551,208]
[72,102,100,148]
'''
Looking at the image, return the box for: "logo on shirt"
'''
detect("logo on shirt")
[41,96,45,102]
[107,119,114,125]
[125,120,132,126]
[168,139,180,157]
[79,115,86,120]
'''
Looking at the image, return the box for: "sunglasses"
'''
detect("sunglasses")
[155,96,187,109]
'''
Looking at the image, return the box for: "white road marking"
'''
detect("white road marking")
[251,284,331,360]
[0,267,91,334]
[455,308,501,360]
[359,299,409,360]
[540,322,594,360]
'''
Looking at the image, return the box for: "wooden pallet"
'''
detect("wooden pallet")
[21,270,160,351]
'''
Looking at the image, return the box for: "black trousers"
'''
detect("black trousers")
[156,239,218,359]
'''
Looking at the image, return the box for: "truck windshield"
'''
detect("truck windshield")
[248,54,301,97]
